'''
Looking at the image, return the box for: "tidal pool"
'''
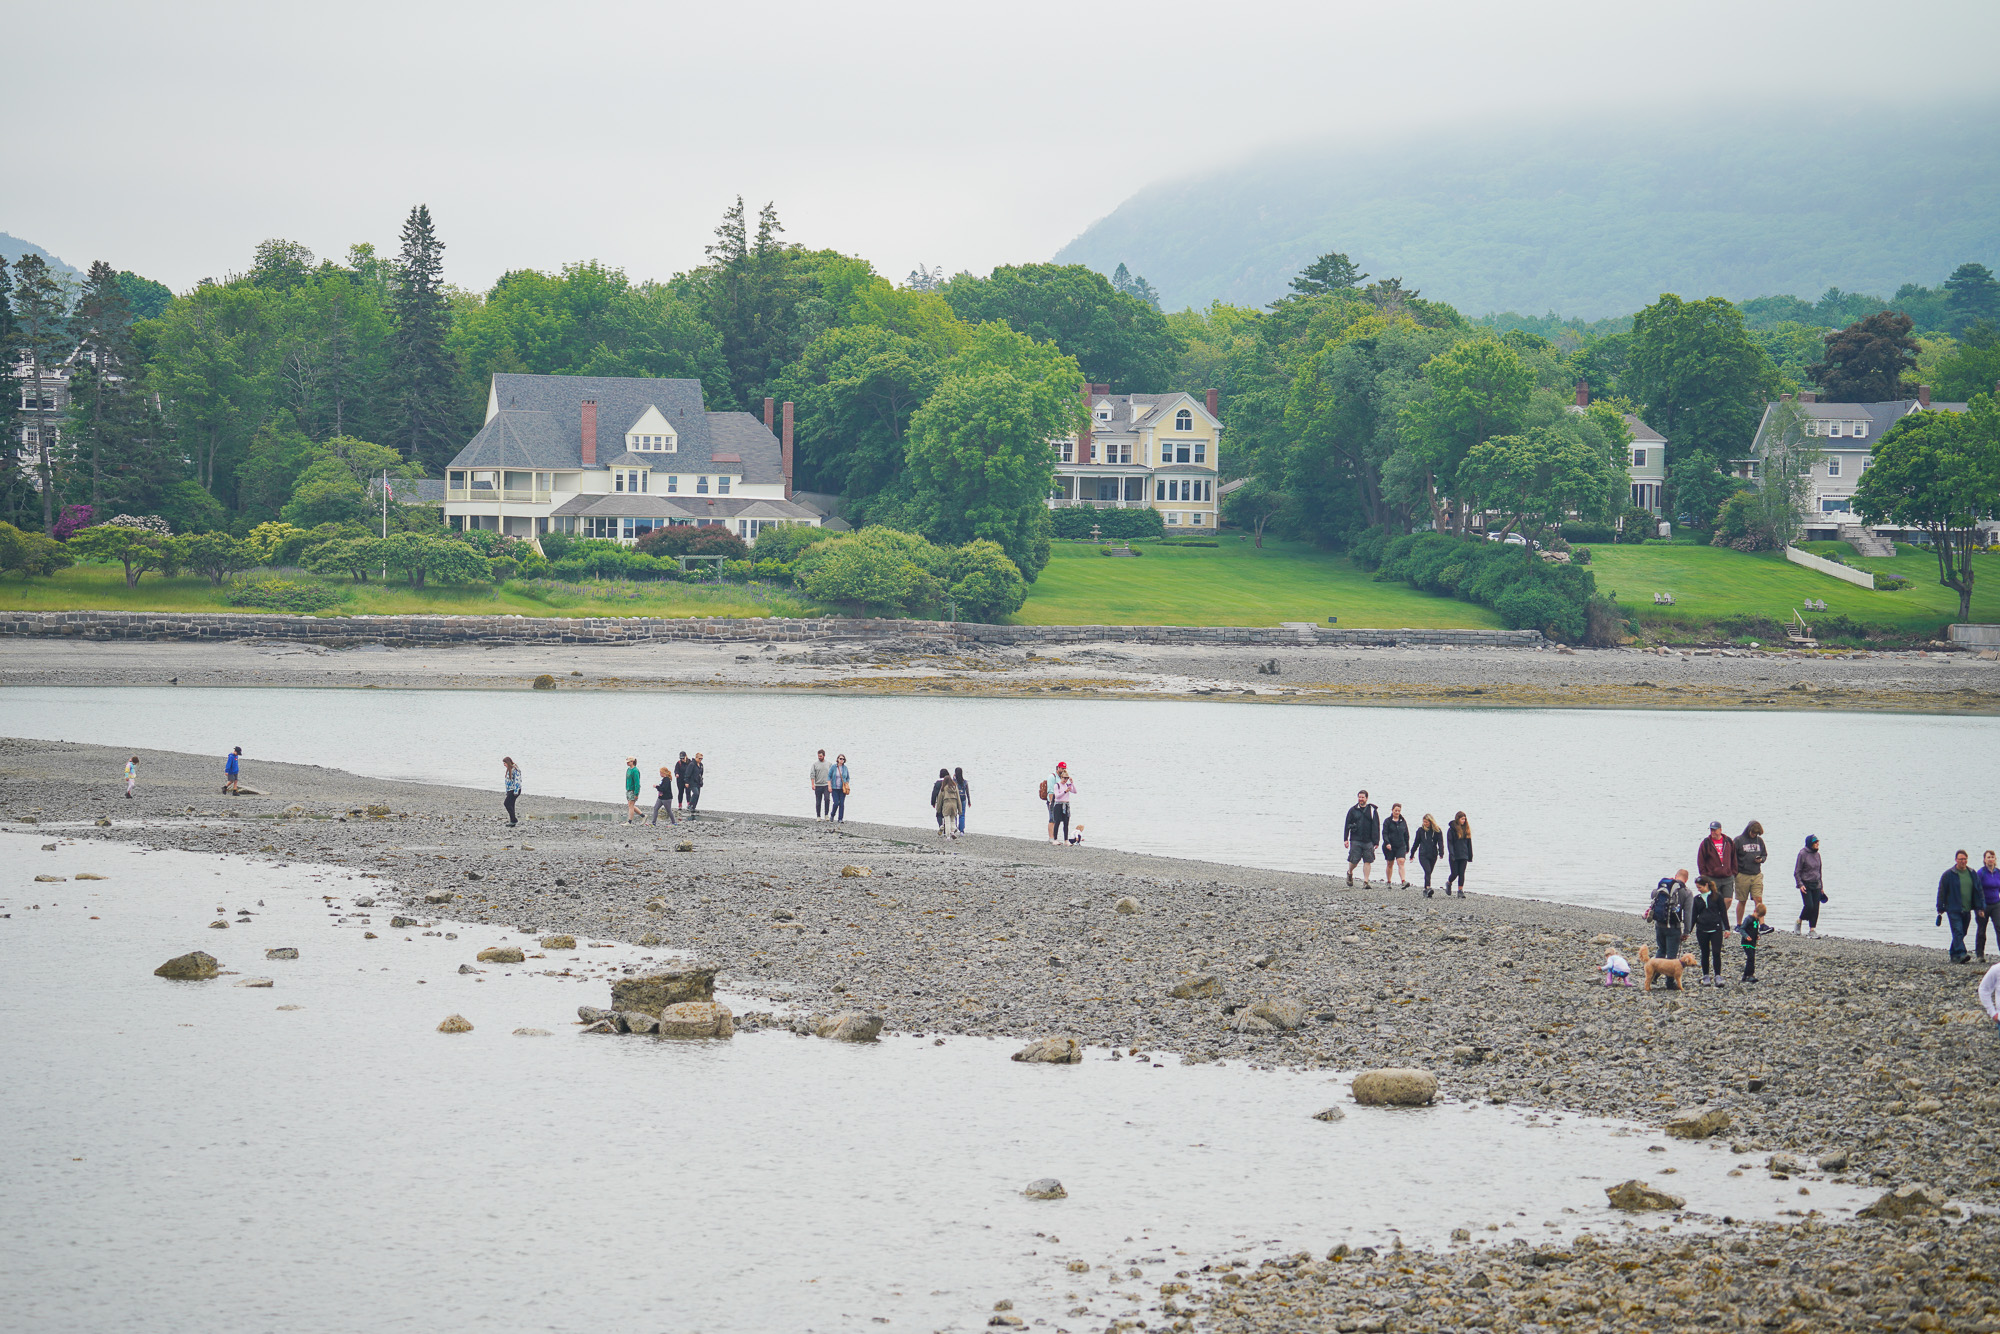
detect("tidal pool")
[0,832,1866,1333]
[4,685,1987,946]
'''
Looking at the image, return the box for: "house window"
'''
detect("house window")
[1169,443,1192,464]
[1194,441,1206,463]
[696,476,710,494]
[1095,478,1120,501]
[1105,441,1131,464]
[666,475,678,493]
[1175,409,1192,431]
[717,475,731,495]
[1192,512,1204,526]
[1854,422,1867,438]
[1632,449,1646,468]
[1155,479,1166,501]
[1826,458,1841,477]
[1057,440,1074,463]
[1821,498,1851,513]
[1096,409,1110,422]
[1123,477,1144,502]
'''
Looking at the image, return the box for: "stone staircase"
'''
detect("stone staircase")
[1839,524,1896,558]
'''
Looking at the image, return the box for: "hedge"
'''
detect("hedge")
[1050,507,1164,540]
[1351,529,1602,643]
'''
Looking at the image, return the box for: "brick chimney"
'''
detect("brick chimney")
[580,399,597,466]
[1093,383,1109,396]
[1205,387,1219,418]
[1078,382,1094,458]
[1574,379,1589,408]
[1918,384,1932,408]
[781,400,795,500]
[1799,392,1816,404]
[763,397,775,430]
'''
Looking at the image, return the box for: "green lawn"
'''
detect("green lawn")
[1589,543,2000,632]
[0,564,817,619]
[1015,537,1500,628]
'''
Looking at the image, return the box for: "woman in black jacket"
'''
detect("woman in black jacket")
[1381,803,1411,888]
[1413,814,1445,897]
[1445,812,1473,898]
[1691,877,1730,986]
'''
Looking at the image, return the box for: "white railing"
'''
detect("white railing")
[447,488,552,504]
[1050,498,1143,509]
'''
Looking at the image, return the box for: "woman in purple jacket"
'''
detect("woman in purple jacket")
[1976,850,2000,962]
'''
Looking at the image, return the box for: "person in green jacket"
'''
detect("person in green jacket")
[623,758,642,823]
[1937,849,1984,964]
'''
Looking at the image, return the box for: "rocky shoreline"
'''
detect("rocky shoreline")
[4,635,1999,713]
[5,736,1996,1334]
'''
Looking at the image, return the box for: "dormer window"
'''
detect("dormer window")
[1175,408,1192,431]
[628,432,676,452]
[1096,410,1110,422]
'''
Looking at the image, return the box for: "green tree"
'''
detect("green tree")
[145,280,272,499]
[1748,397,1821,549]
[1400,338,1535,533]
[1930,323,2000,403]
[1852,398,2000,621]
[699,198,820,406]
[0,521,72,576]
[941,263,1176,391]
[1626,294,1774,461]
[1943,263,2000,336]
[1666,451,1745,531]
[1166,301,1260,399]
[1289,252,1368,295]
[796,526,945,617]
[943,538,1027,621]
[68,523,174,587]
[389,205,460,473]
[1810,311,1917,401]
[179,531,256,585]
[303,535,388,582]
[903,324,1081,580]
[273,264,393,441]
[251,239,317,291]
[281,457,370,527]
[115,271,173,320]
[379,532,490,588]
[1453,424,1625,541]
[11,254,72,530]
[159,479,228,533]
[1221,474,1287,547]
[774,325,942,498]
[1108,262,1160,309]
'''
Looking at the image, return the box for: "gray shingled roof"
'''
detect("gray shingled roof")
[448,374,785,483]
[1623,413,1665,445]
[1751,397,1970,451]
[1087,391,1206,431]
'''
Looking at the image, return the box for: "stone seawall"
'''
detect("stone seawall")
[0,609,1544,650]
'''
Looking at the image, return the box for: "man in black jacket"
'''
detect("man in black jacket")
[1343,790,1381,887]
[1938,850,1984,963]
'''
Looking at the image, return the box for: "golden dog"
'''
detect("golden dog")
[1637,945,1697,991]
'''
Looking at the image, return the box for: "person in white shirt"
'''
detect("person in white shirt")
[1979,961,2000,1031]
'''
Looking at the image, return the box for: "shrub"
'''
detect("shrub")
[798,527,947,617]
[0,522,73,577]
[1872,572,1910,591]
[227,578,346,613]
[1366,529,1595,642]
[1050,507,1164,540]
[1571,546,1592,565]
[1560,523,1616,545]
[51,505,94,541]
[749,523,834,564]
[1617,508,1659,543]
[945,539,1028,621]
[532,673,556,690]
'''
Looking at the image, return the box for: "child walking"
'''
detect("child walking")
[125,755,138,799]
[1740,906,1773,983]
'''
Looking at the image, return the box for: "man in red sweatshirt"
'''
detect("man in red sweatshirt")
[1697,820,1739,910]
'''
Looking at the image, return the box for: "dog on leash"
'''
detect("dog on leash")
[1637,945,1697,991]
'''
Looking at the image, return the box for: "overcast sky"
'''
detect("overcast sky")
[6,0,1996,295]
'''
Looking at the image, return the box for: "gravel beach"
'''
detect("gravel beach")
[6,735,1996,1334]
[4,635,1998,713]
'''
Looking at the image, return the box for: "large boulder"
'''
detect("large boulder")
[154,951,219,980]
[1169,974,1221,1000]
[1012,1036,1081,1064]
[1858,1183,1947,1220]
[477,946,525,964]
[840,865,872,878]
[1665,1107,1732,1140]
[1113,896,1141,914]
[1351,1068,1439,1106]
[1606,1179,1685,1212]
[423,888,454,904]
[1247,997,1308,1031]
[657,1001,735,1039]
[437,1014,474,1033]
[1023,1178,1067,1200]
[264,947,299,961]
[815,1011,884,1042]
[539,934,576,951]
[610,966,718,1015]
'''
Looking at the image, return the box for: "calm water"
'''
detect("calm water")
[5,685,1987,948]
[0,834,1864,1333]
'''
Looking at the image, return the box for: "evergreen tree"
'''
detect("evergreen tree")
[1289,252,1368,296]
[67,261,140,507]
[0,261,16,520]
[11,255,72,530]
[389,205,459,473]
[1943,263,2000,336]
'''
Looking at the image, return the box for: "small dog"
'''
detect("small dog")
[1637,945,1697,991]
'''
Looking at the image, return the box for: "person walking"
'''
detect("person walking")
[810,750,833,819]
[1740,905,1772,983]
[953,766,970,834]
[829,754,850,823]
[1413,815,1444,897]
[1979,958,2000,1033]
[1938,850,1982,964]
[1692,877,1730,986]
[1045,762,1075,843]
[1445,812,1473,897]
[623,758,642,823]
[685,753,705,816]
[1697,821,1739,912]
[124,755,138,799]
[649,766,677,826]
[1343,790,1382,887]
[223,746,242,795]
[1382,803,1411,887]
[931,767,962,839]
[502,757,522,827]
[1734,820,1768,928]
[674,752,692,810]
[1793,835,1826,937]
[1975,851,2000,962]
[1649,869,1690,960]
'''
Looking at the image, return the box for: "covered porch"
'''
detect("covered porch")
[1051,468,1151,507]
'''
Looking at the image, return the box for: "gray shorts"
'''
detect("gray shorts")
[1347,842,1377,866]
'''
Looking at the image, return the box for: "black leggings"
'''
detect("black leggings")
[1697,928,1723,976]
[1049,802,1070,840]
[1797,887,1821,928]
[1418,854,1437,888]
[1446,858,1468,892]
[503,792,518,824]
[814,787,830,818]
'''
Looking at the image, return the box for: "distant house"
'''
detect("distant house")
[10,348,73,487]
[1049,386,1222,532]
[1570,383,1668,517]
[443,374,823,545]
[1745,388,1970,541]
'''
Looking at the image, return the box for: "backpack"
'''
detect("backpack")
[1038,779,1049,801]
[1647,887,1672,922]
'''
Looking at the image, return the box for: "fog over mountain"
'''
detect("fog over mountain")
[1055,103,2000,318]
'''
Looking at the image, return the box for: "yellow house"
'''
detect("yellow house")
[1048,385,1222,531]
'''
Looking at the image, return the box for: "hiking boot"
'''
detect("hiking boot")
[1346,872,1353,886]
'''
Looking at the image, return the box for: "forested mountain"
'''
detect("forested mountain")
[0,234,79,277]
[1054,104,2000,318]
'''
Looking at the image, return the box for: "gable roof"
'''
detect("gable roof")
[1750,397,1971,451]
[449,374,784,482]
[1085,391,1214,433]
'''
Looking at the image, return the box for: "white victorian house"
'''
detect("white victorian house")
[440,374,822,544]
